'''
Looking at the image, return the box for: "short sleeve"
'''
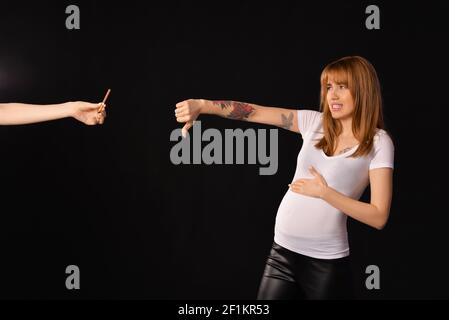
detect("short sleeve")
[369,131,395,170]
[297,110,322,137]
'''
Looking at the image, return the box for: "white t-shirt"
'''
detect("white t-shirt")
[274,110,394,259]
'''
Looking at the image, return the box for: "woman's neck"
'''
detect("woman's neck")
[339,117,354,138]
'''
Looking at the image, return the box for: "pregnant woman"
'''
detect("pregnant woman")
[175,56,394,300]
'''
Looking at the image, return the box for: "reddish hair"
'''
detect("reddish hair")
[316,56,384,157]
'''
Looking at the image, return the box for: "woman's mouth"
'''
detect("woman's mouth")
[331,103,343,111]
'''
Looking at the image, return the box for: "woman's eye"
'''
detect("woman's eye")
[339,85,346,89]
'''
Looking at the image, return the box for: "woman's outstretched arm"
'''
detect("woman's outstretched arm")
[0,101,106,126]
[175,99,300,137]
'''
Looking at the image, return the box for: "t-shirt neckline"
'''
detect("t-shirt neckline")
[320,144,359,159]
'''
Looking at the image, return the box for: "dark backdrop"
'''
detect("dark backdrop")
[0,1,447,299]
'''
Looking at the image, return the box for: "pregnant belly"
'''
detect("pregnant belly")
[275,190,348,237]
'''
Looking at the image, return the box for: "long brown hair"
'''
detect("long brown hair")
[315,56,384,157]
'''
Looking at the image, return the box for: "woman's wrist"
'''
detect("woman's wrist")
[64,102,76,118]
[320,185,331,200]
[66,101,86,119]
[198,99,210,115]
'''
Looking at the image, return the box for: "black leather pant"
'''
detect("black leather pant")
[257,242,354,300]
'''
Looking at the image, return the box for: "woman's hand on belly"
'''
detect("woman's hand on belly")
[289,166,328,199]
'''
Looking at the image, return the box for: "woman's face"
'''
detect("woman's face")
[326,79,355,120]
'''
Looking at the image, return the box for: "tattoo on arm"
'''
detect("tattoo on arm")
[212,101,255,120]
[281,112,294,130]
[213,101,232,110]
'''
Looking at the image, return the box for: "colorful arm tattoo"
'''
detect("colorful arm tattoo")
[212,101,255,120]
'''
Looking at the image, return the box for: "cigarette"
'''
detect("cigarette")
[98,89,111,113]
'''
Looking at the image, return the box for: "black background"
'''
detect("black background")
[0,0,448,299]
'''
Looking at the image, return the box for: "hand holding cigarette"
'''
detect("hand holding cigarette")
[69,89,111,125]
[98,89,111,113]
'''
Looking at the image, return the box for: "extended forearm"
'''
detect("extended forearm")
[200,99,256,120]
[0,102,74,125]
[321,187,388,230]
[200,99,297,131]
